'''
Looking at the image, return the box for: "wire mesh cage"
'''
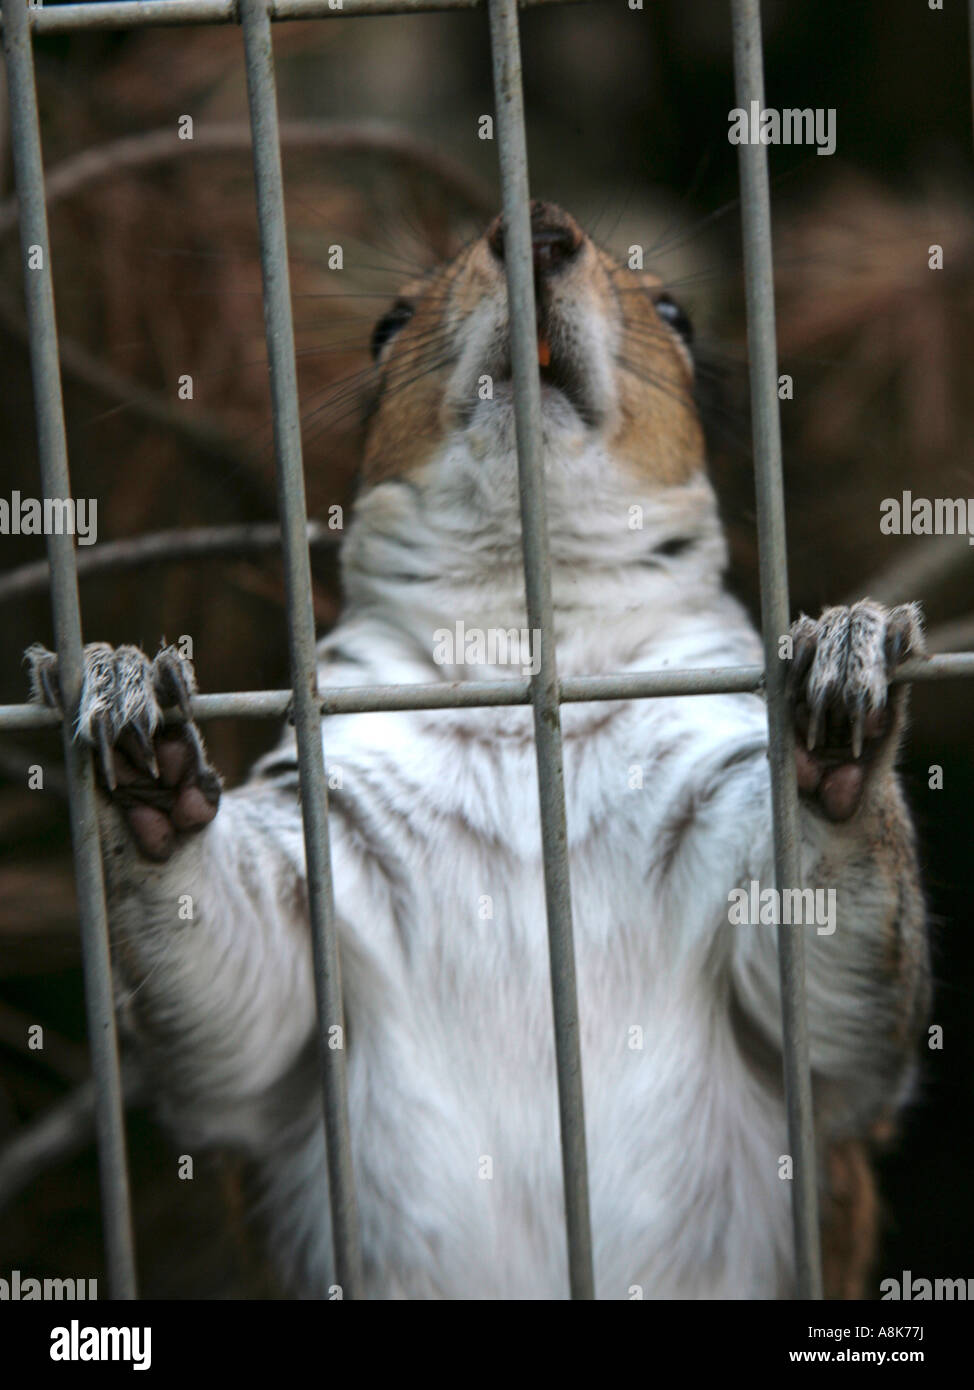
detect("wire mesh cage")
[1,0,972,1302]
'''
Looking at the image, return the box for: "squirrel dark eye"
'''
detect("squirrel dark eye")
[655,293,693,347]
[371,301,414,360]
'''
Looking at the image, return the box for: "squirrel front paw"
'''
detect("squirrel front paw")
[786,600,924,823]
[26,641,222,861]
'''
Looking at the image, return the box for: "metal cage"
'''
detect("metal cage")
[1,0,972,1301]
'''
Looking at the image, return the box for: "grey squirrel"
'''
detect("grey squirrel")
[28,201,929,1298]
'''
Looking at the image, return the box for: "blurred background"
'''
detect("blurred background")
[0,0,971,1297]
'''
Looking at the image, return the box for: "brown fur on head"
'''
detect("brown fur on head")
[361,200,705,490]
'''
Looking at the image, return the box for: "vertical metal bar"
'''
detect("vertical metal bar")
[487,0,595,1301]
[730,0,823,1299]
[969,0,974,153]
[1,0,137,1300]
[239,0,364,1298]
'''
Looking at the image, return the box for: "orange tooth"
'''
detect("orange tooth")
[537,338,551,368]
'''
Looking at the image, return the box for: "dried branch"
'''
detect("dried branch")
[0,294,267,503]
[0,520,338,605]
[0,120,490,510]
[844,533,973,609]
[0,1002,89,1083]
[0,1062,144,1212]
[0,120,493,240]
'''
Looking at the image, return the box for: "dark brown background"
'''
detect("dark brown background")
[0,0,971,1296]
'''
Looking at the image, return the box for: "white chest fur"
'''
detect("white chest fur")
[253,595,795,1299]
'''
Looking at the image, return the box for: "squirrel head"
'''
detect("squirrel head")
[360,200,705,493]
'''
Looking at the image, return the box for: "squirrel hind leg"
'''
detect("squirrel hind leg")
[820,1137,880,1300]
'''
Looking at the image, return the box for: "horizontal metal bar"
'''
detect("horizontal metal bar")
[17,0,582,37]
[1,0,137,1300]
[2,653,972,732]
[239,0,363,1297]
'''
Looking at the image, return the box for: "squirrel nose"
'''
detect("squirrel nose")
[486,201,583,277]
